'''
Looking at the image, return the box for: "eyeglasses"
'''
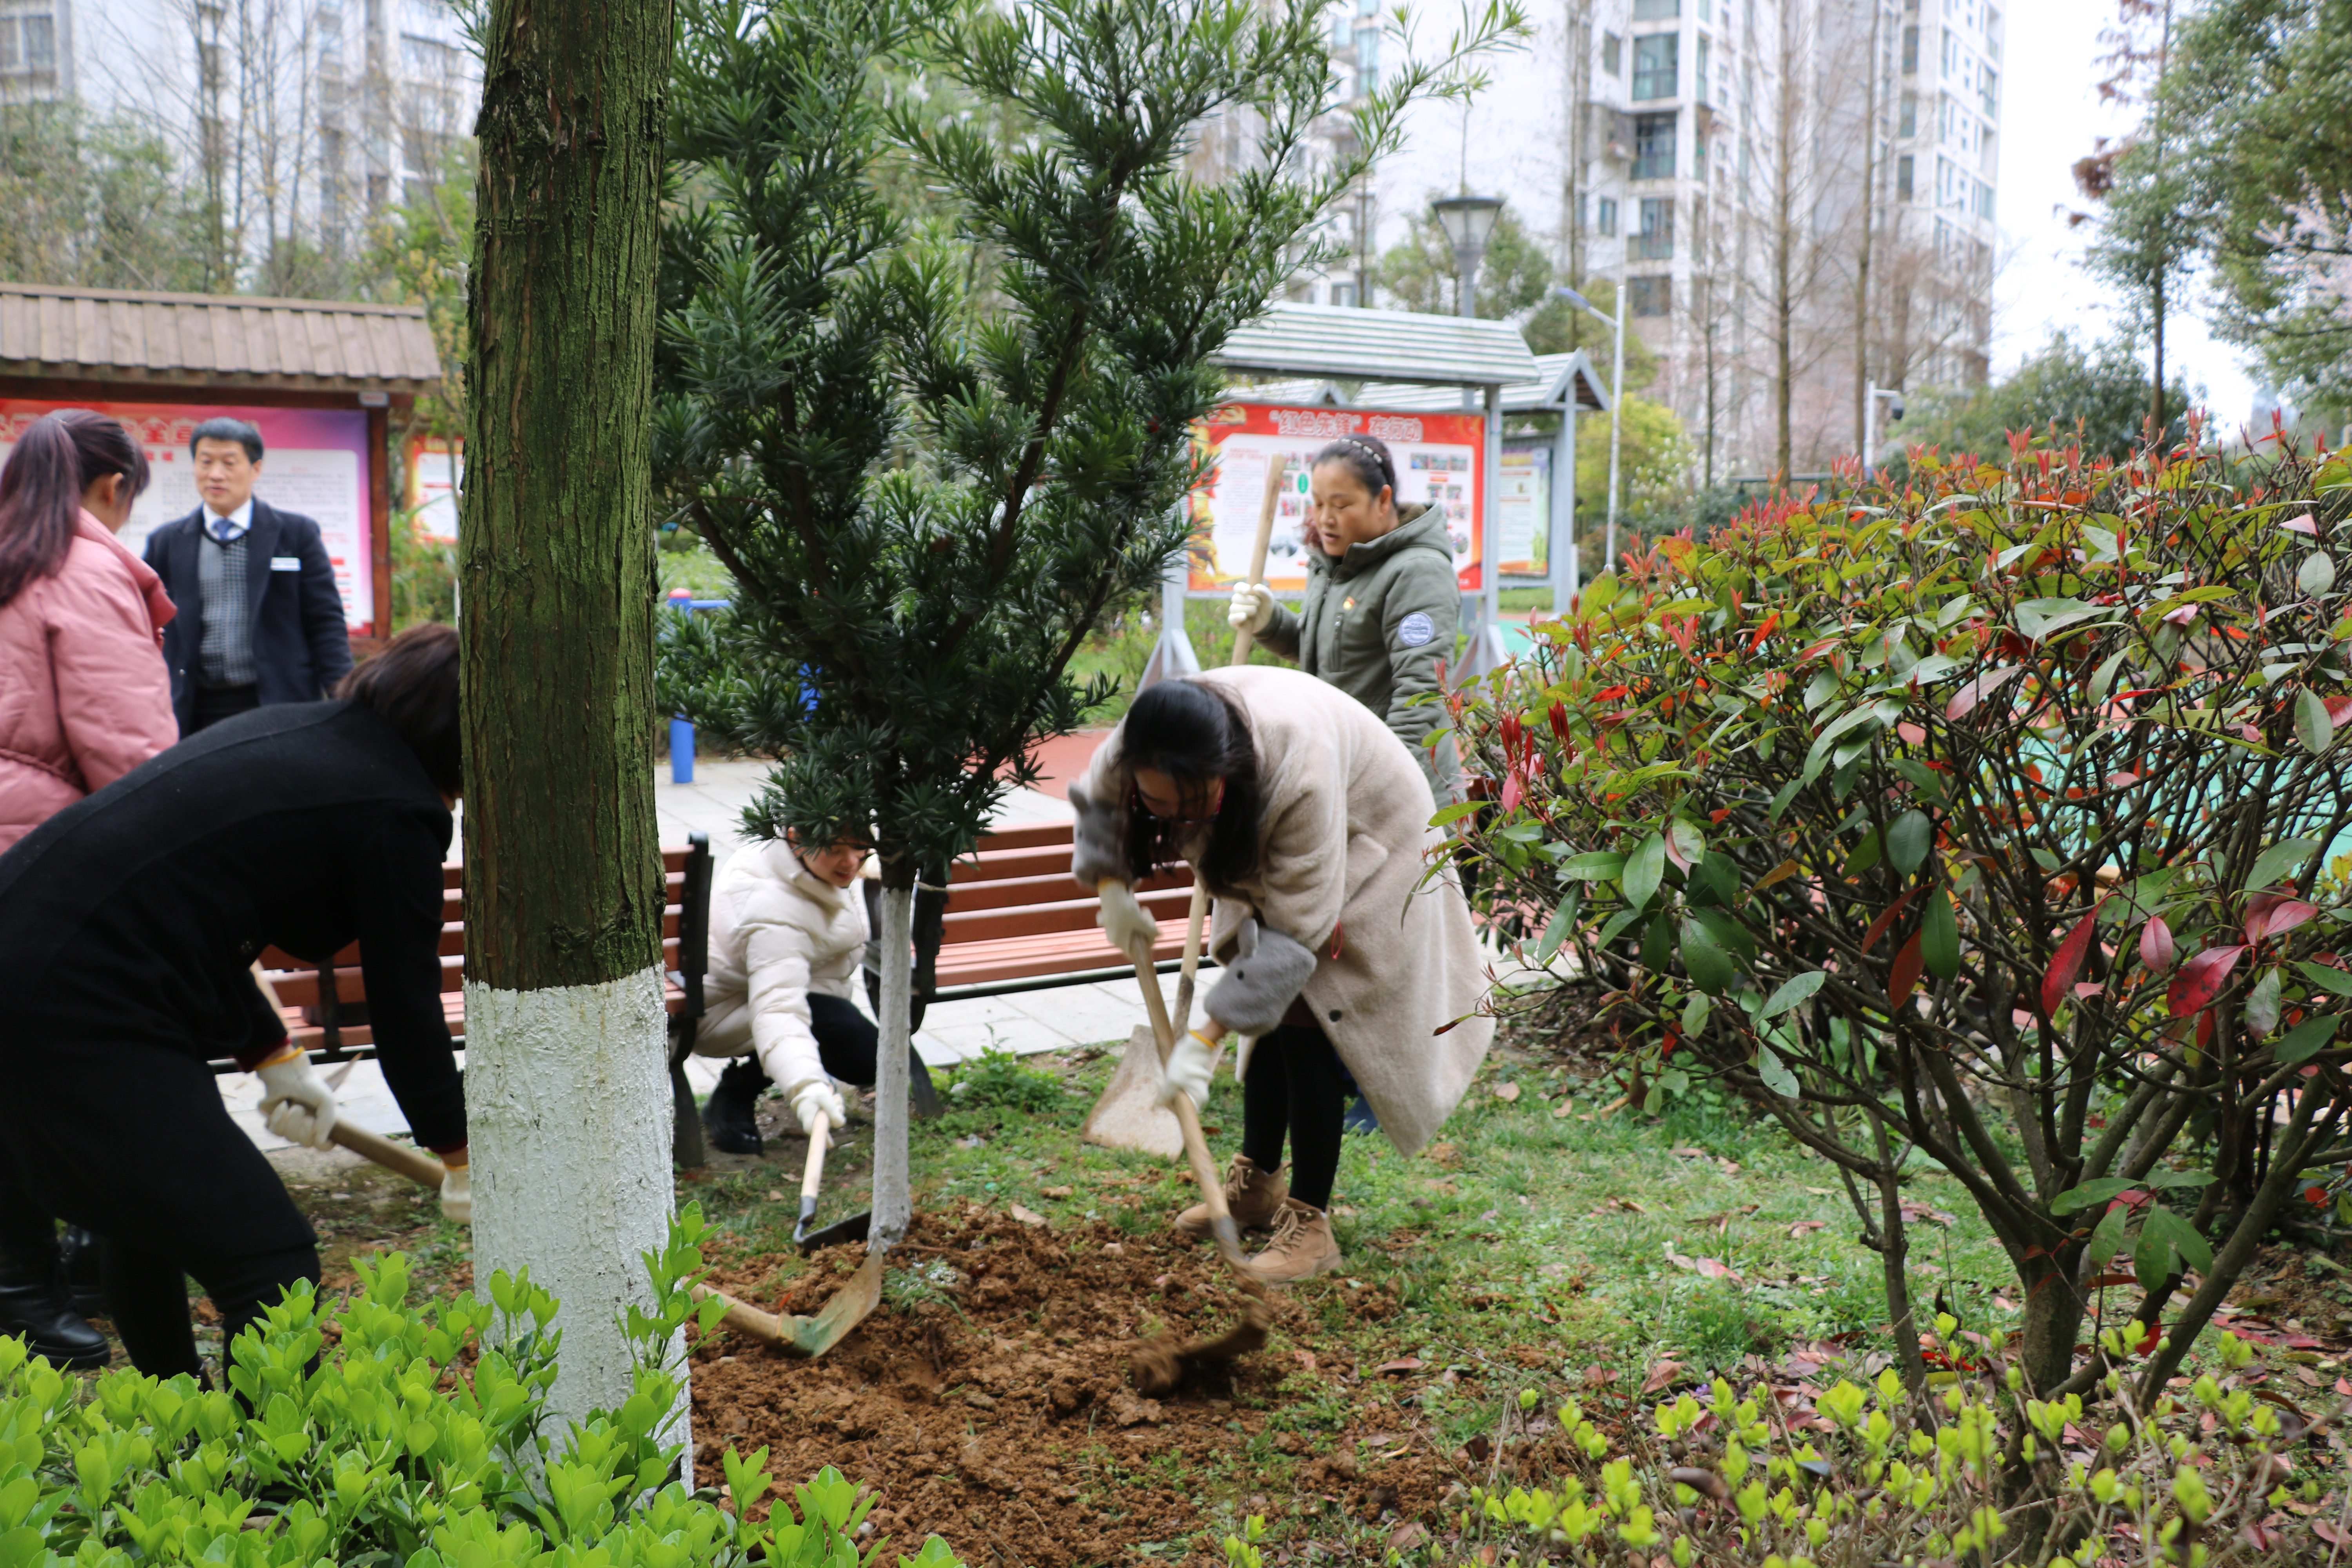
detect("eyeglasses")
[1132,779,1225,825]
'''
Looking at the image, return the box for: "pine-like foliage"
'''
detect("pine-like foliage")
[653,0,1520,887]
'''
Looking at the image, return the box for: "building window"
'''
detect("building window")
[1695,36,1711,103]
[1898,91,1915,136]
[1601,31,1622,75]
[1940,27,1957,76]
[1632,111,1677,179]
[1636,197,1675,258]
[1632,34,1677,100]
[1901,24,1918,72]
[1973,178,1994,220]
[1633,0,1680,18]
[1630,276,1672,316]
[1896,154,1913,199]
[0,11,56,74]
[1980,65,1997,115]
[1595,195,1619,236]
[1329,281,1357,308]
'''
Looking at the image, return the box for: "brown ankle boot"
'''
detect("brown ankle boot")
[1173,1156,1288,1238]
[1243,1198,1342,1285]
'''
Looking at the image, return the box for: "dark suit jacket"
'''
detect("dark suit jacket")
[143,499,355,735]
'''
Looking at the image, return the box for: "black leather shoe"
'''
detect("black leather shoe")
[703,1055,769,1155]
[0,1246,109,1371]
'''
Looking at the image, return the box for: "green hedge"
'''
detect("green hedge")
[0,1205,959,1568]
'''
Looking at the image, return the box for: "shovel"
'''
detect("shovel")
[328,1115,883,1360]
[791,1111,870,1250]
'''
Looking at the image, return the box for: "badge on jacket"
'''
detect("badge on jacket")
[1396,611,1436,647]
[270,556,302,572]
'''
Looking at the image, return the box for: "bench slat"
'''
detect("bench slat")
[933,916,1187,987]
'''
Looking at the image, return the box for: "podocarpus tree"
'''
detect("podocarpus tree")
[461,0,675,1430]
[654,0,1521,1246]
[1452,430,2352,1458]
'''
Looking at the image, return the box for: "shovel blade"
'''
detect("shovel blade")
[787,1250,884,1358]
[796,1210,872,1252]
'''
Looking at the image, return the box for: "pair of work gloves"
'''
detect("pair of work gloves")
[1095,886,1317,1114]
[256,1048,472,1223]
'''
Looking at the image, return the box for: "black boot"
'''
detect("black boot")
[703,1055,769,1155]
[0,1234,109,1371]
[909,1048,944,1119]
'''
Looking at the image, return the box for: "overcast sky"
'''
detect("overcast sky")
[1991,0,2262,430]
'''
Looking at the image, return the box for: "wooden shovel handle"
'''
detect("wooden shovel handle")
[1131,946,1229,1225]
[330,1122,448,1189]
[690,1283,785,1346]
[1227,457,1287,666]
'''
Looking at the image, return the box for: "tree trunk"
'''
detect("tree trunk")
[460,0,676,1436]
[871,878,916,1249]
[2149,271,2167,439]
[1853,0,1879,459]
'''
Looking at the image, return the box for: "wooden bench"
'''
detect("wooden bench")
[226,834,716,1063]
[929,821,1195,996]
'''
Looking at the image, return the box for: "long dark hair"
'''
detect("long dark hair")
[0,410,151,612]
[1122,678,1263,893]
[339,623,461,795]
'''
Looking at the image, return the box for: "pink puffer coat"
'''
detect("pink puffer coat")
[0,512,179,851]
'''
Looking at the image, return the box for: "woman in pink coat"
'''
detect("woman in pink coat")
[0,411,179,851]
[0,408,177,1372]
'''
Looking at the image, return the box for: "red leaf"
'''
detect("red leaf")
[1945,664,2026,721]
[2042,907,2102,1017]
[2169,946,2248,1018]
[2245,896,2319,944]
[1861,889,1919,955]
[1891,929,1924,1008]
[2308,1185,2330,1204]
[1499,772,1522,814]
[2139,916,2174,971]
[1795,638,1840,661]
[1693,1257,1742,1281]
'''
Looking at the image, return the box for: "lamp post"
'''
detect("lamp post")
[1556,282,1626,583]
[1862,384,1907,470]
[1432,194,1508,681]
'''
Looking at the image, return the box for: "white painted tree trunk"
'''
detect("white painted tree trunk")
[468,966,682,1443]
[870,882,915,1249]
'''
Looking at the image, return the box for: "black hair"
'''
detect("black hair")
[1120,678,1263,893]
[1312,434,1396,501]
[190,416,265,464]
[338,622,461,795]
[0,410,152,612]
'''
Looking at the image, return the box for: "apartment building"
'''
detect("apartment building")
[9,0,476,260]
[1341,0,1999,472]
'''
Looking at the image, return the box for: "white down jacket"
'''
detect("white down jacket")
[697,840,868,1099]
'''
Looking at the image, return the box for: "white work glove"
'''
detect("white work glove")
[1227,581,1276,635]
[1158,1027,1220,1114]
[1097,880,1158,959]
[439,1164,472,1224]
[256,1050,338,1151]
[791,1080,848,1140]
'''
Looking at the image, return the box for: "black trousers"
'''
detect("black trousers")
[0,1033,319,1381]
[190,684,261,732]
[1238,1024,1348,1212]
[808,993,880,1086]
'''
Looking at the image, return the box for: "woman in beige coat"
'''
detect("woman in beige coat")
[1069,666,1492,1282]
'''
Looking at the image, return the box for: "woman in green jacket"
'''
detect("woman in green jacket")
[1229,434,1460,797]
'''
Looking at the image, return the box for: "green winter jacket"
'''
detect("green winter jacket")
[1259,502,1461,796]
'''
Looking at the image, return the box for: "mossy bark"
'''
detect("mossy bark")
[459,0,671,988]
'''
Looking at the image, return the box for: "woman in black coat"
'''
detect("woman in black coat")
[0,624,468,1379]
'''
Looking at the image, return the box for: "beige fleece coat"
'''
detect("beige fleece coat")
[1080,665,1492,1156]
[695,841,867,1099]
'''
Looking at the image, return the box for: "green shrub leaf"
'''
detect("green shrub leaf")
[1887,810,1933,875]
[2276,1013,2338,1065]
[1759,970,1826,1019]
[1624,833,1666,911]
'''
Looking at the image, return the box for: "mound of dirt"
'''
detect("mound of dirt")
[690,1206,1448,1565]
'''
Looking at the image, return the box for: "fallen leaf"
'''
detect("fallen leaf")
[1387,1523,1427,1552]
[1717,1158,1742,1175]
[1494,1082,1522,1102]
[1899,1199,1958,1228]
[1553,1098,1577,1118]
[1788,1220,1828,1238]
[1041,1186,1073,1199]
[1008,1203,1048,1227]
[1804,1187,1835,1197]
[1671,1147,1710,1159]
[1294,1349,1318,1370]
[1665,1250,1698,1271]
[1640,1358,1686,1394]
[764,1189,787,1202]
[1426,1142,1464,1169]
[1375,1356,1425,1375]
[1668,1466,1730,1502]
[1694,1257,1742,1282]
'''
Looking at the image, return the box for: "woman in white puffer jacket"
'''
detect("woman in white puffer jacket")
[694,834,890,1154]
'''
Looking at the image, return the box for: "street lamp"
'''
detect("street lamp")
[1430,195,1504,318]
[1557,282,1628,579]
[1862,385,1907,469]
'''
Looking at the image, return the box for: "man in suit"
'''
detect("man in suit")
[145,417,354,733]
